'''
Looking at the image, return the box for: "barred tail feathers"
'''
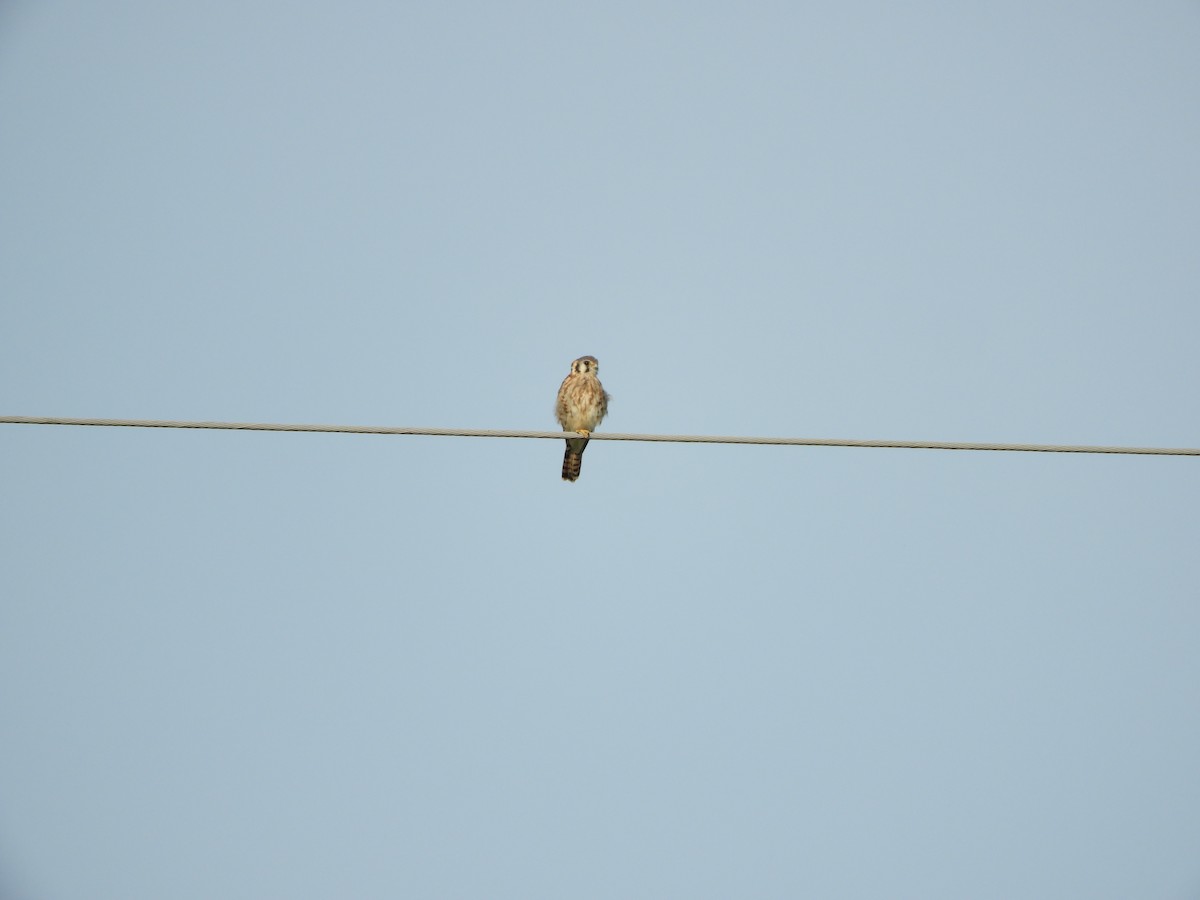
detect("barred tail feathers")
[561,437,588,482]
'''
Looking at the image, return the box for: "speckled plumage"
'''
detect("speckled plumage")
[554,355,609,482]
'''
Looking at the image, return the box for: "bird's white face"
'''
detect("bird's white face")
[572,356,599,376]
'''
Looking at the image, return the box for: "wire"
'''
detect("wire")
[2,415,1196,456]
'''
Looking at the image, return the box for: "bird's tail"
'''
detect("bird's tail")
[561,438,588,481]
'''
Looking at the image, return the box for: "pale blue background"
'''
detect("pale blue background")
[2,3,1199,898]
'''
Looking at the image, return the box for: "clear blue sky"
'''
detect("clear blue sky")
[3,3,1199,898]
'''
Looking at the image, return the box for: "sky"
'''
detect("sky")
[2,2,1199,898]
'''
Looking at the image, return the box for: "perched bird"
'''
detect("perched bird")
[554,355,610,482]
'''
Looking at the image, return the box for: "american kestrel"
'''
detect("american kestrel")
[555,355,610,482]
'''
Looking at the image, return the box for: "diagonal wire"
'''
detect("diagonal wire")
[1,415,1197,456]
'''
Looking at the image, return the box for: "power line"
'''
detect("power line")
[2,415,1196,456]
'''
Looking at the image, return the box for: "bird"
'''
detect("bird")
[554,355,610,482]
